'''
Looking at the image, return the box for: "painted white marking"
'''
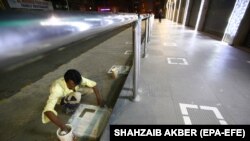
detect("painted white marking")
[199,105,224,120]
[179,103,227,125]
[58,47,66,51]
[124,50,133,55]
[167,58,178,64]
[107,65,130,74]
[219,120,228,125]
[177,58,189,65]
[133,95,141,102]
[183,116,192,125]
[179,103,198,115]
[167,57,189,65]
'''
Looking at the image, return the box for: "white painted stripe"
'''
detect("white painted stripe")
[199,106,224,119]
[167,58,177,64]
[124,50,133,55]
[183,116,192,125]
[219,120,228,125]
[58,47,66,51]
[167,58,189,65]
[180,58,188,65]
[179,103,198,115]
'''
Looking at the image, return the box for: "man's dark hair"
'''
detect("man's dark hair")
[64,69,82,85]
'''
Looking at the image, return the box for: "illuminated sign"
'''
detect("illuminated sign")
[7,0,53,10]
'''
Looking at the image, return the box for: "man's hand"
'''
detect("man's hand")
[44,111,68,132]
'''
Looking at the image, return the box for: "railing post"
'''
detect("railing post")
[148,14,154,42]
[133,17,141,100]
[143,16,149,58]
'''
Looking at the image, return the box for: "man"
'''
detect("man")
[159,9,163,23]
[42,69,104,132]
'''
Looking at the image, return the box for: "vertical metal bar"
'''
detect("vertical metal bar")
[148,15,152,42]
[176,0,182,23]
[143,17,149,58]
[137,16,141,79]
[137,17,142,82]
[133,21,138,99]
[173,0,177,22]
[147,17,150,43]
[133,17,141,99]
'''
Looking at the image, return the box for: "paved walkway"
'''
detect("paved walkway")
[100,19,250,140]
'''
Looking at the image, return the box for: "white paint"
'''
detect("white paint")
[219,120,228,125]
[68,104,110,138]
[177,58,188,65]
[183,116,192,125]
[58,47,66,51]
[124,50,133,55]
[107,65,130,74]
[167,57,188,65]
[133,95,141,102]
[167,58,178,64]
[199,105,224,120]
[179,103,227,125]
[179,103,198,115]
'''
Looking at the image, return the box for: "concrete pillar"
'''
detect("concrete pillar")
[183,0,193,26]
[195,0,210,31]
[176,0,182,23]
[173,0,177,22]
[169,1,173,20]
[223,0,250,45]
[233,3,250,46]
[166,1,169,19]
[169,2,173,20]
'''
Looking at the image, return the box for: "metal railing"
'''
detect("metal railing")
[0,10,154,99]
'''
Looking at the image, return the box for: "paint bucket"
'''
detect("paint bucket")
[56,124,74,141]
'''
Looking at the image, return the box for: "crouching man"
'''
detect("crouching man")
[42,69,104,133]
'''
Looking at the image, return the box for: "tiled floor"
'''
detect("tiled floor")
[100,19,250,140]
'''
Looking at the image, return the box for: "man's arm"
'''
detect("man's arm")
[44,111,68,131]
[92,85,104,107]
